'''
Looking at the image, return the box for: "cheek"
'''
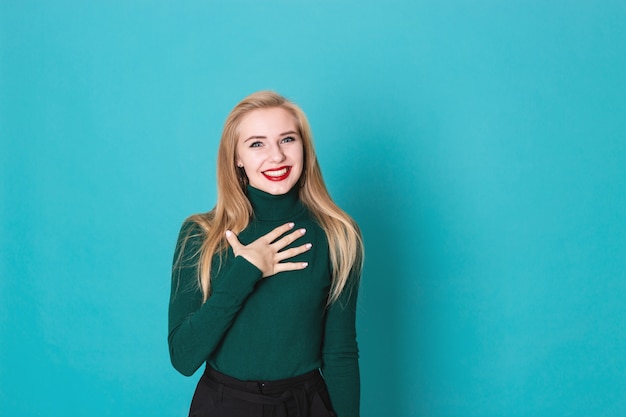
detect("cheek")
[293,144,304,166]
[292,148,305,180]
[235,148,254,169]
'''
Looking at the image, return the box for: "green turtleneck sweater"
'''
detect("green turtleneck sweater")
[168,186,360,417]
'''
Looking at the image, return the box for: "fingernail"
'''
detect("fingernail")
[300,228,306,234]
[225,230,232,237]
[306,243,312,249]
[288,222,295,228]
[302,262,308,267]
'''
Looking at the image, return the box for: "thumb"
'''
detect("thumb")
[224,230,241,252]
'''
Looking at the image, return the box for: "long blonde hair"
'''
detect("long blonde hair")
[176,91,363,304]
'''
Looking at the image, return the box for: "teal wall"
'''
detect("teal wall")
[2,1,625,416]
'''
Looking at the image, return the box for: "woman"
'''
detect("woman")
[168,91,363,417]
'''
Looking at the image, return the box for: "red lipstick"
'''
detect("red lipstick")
[262,166,291,181]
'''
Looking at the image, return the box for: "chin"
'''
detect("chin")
[249,179,297,195]
[265,183,296,195]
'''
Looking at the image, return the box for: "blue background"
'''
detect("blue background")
[2,1,625,416]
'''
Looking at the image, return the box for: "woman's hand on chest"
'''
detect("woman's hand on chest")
[225,222,312,278]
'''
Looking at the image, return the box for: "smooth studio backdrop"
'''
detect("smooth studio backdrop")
[1,1,625,416]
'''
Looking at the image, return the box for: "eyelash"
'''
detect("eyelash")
[249,137,296,148]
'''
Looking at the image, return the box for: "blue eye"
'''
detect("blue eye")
[250,141,263,148]
[281,136,296,143]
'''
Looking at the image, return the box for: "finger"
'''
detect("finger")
[224,230,241,250]
[261,222,295,243]
[271,228,307,250]
[276,243,313,262]
[273,261,309,274]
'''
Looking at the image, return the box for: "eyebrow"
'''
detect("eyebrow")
[243,131,299,142]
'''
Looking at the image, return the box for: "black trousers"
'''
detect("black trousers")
[189,366,337,417]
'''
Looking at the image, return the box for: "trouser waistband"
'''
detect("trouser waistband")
[202,366,325,405]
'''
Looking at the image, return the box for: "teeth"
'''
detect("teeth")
[264,168,288,177]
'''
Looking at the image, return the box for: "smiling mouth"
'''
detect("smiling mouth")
[262,166,291,181]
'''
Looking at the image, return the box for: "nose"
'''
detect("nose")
[268,143,286,163]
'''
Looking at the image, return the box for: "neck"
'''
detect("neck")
[246,185,304,222]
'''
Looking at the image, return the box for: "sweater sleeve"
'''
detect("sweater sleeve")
[321,271,361,417]
[168,221,262,376]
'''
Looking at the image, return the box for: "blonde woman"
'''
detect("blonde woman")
[168,91,363,417]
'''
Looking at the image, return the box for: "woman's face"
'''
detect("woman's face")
[236,107,304,195]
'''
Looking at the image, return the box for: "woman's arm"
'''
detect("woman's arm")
[322,272,361,417]
[168,220,313,376]
[168,221,262,376]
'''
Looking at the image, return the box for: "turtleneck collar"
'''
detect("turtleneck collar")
[246,185,305,222]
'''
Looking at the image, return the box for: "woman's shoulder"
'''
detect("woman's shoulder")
[176,212,215,244]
